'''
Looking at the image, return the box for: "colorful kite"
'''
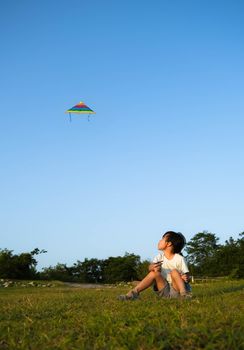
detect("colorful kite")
[66,101,95,121]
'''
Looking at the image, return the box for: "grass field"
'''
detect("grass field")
[0,280,243,350]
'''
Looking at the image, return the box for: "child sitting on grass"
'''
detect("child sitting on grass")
[119,231,192,300]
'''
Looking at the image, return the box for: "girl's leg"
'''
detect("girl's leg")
[134,270,167,293]
[170,269,187,295]
[118,271,167,300]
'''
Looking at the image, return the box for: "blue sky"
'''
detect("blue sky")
[1,0,243,270]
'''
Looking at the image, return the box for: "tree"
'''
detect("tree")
[40,263,73,282]
[136,259,150,280]
[0,248,46,279]
[185,231,220,275]
[0,249,14,278]
[102,253,140,283]
[212,232,244,278]
[72,258,104,283]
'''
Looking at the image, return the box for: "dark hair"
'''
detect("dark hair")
[163,231,186,253]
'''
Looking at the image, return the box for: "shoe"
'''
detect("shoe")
[118,290,139,301]
[180,293,192,300]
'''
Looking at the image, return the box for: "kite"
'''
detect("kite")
[66,101,95,122]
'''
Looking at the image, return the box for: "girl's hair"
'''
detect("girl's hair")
[163,231,186,253]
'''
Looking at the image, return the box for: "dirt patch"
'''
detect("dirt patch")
[64,282,110,289]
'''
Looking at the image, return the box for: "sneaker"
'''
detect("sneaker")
[180,293,192,300]
[118,290,139,301]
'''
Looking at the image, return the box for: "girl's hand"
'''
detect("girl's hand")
[181,273,190,283]
[149,262,161,272]
[152,262,162,272]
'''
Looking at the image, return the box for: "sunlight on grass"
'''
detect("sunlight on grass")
[0,280,243,349]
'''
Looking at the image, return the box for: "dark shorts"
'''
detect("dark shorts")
[153,282,192,298]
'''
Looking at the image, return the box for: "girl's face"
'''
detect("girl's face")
[158,234,170,251]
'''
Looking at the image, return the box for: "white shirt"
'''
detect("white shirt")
[153,252,189,284]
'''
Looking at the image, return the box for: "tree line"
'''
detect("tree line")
[186,231,244,278]
[0,231,243,282]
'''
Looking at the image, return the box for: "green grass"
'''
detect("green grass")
[0,280,244,349]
